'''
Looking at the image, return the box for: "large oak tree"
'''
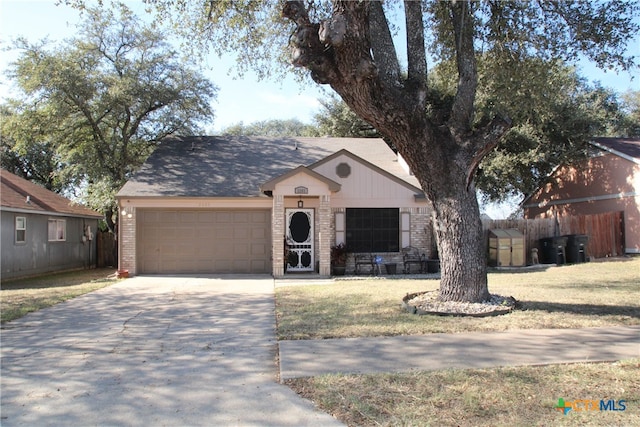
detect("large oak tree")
[73,0,638,302]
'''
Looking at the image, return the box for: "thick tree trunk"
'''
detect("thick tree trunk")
[430,170,490,303]
[394,127,491,303]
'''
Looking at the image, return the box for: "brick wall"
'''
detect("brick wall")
[318,195,331,276]
[119,207,137,275]
[272,195,285,277]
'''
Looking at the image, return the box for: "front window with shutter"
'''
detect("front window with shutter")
[346,208,399,253]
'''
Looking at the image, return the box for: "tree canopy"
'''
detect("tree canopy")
[402,57,638,202]
[2,4,217,231]
[221,118,315,136]
[309,95,380,138]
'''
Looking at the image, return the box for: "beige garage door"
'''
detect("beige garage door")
[137,209,271,274]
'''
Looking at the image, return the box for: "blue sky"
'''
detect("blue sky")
[0,0,327,133]
[1,0,638,135]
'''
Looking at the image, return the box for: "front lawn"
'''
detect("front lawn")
[275,257,640,340]
[287,359,640,427]
[1,269,117,323]
[277,258,639,426]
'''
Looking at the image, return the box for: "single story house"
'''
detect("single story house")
[523,137,640,254]
[1,169,103,280]
[116,136,433,277]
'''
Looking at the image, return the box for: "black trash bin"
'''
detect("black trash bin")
[539,237,568,264]
[565,234,589,263]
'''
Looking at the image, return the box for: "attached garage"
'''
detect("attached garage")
[137,209,271,274]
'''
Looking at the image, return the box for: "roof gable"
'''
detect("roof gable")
[309,149,424,194]
[0,169,102,218]
[260,166,341,193]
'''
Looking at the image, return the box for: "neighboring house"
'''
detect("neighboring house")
[116,136,432,277]
[1,169,103,280]
[523,137,640,254]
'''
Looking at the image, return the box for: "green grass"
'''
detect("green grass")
[1,269,118,323]
[275,258,640,339]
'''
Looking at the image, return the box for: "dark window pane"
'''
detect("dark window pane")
[346,208,399,252]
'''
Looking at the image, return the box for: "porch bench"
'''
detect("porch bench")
[355,253,380,275]
[402,246,426,274]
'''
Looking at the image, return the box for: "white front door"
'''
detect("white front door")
[286,209,314,272]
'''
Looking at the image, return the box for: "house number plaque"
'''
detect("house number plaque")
[294,186,308,194]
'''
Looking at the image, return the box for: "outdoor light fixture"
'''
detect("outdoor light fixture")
[297,199,304,208]
[121,206,133,219]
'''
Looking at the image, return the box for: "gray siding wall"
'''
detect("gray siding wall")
[1,211,99,280]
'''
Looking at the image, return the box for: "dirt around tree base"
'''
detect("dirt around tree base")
[402,291,517,317]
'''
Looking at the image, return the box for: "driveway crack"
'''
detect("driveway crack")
[121,311,143,333]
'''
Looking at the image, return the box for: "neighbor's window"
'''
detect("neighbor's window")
[15,216,26,243]
[48,219,66,241]
[346,208,399,252]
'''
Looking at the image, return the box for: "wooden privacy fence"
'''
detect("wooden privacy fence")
[96,231,117,268]
[482,211,624,263]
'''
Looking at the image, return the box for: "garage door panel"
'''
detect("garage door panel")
[195,259,214,271]
[202,229,218,240]
[234,212,250,222]
[251,260,268,271]
[139,257,159,273]
[179,211,199,222]
[156,228,175,240]
[138,209,271,274]
[215,212,232,223]
[159,241,176,254]
[233,242,248,256]
[251,211,268,223]
[178,229,197,240]
[157,211,178,223]
[234,228,249,239]
[251,243,268,255]
[217,228,234,239]
[233,259,247,270]
[252,228,266,239]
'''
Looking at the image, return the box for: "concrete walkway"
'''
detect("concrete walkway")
[279,326,640,380]
[1,276,342,426]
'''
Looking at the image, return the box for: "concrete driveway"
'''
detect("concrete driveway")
[1,276,341,426]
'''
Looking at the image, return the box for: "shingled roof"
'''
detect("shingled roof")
[591,137,640,164]
[1,169,102,218]
[117,136,421,198]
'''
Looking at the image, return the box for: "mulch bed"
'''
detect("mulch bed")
[402,291,517,317]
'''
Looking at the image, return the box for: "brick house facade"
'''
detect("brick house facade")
[117,136,432,277]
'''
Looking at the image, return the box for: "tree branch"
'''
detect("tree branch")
[466,115,512,189]
[369,1,401,90]
[449,1,477,132]
[282,0,338,84]
[404,0,427,96]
